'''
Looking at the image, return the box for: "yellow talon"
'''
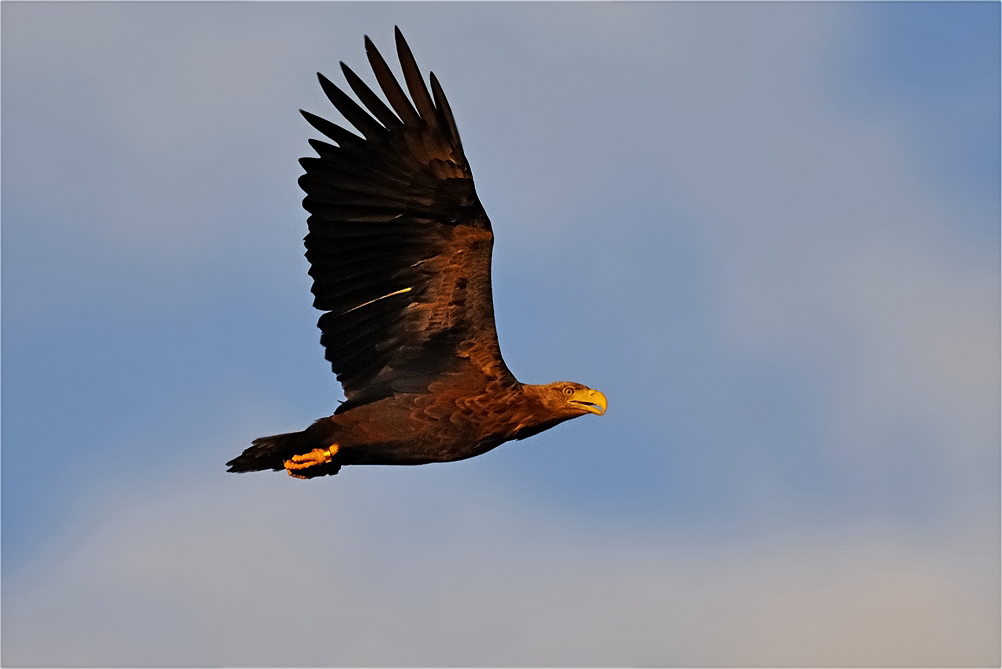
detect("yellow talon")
[283,445,339,477]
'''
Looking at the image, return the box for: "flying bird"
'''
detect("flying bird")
[227,28,606,479]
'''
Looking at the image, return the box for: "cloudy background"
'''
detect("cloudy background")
[2,2,998,666]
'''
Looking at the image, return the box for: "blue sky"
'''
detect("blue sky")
[3,2,999,666]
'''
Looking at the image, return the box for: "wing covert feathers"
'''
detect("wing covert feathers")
[299,29,515,408]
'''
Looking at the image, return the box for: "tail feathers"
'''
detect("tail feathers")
[228,420,343,477]
[227,431,303,473]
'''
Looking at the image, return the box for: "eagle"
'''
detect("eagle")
[227,28,606,479]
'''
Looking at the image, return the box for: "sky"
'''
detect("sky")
[2,2,999,666]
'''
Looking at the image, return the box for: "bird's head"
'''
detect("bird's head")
[530,381,608,418]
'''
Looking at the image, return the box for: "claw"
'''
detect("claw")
[284,445,339,477]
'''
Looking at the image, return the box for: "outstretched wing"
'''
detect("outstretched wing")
[299,28,517,410]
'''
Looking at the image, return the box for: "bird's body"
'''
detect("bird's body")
[227,29,605,479]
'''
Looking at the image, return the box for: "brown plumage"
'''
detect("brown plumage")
[227,28,606,479]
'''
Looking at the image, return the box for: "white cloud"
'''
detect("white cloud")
[4,473,998,666]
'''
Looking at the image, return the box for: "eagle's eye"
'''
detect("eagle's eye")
[563,387,574,396]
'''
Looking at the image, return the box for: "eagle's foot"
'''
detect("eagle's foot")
[284,445,339,478]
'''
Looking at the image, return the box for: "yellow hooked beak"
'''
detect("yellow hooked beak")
[568,387,607,415]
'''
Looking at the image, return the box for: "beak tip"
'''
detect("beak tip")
[590,389,607,416]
